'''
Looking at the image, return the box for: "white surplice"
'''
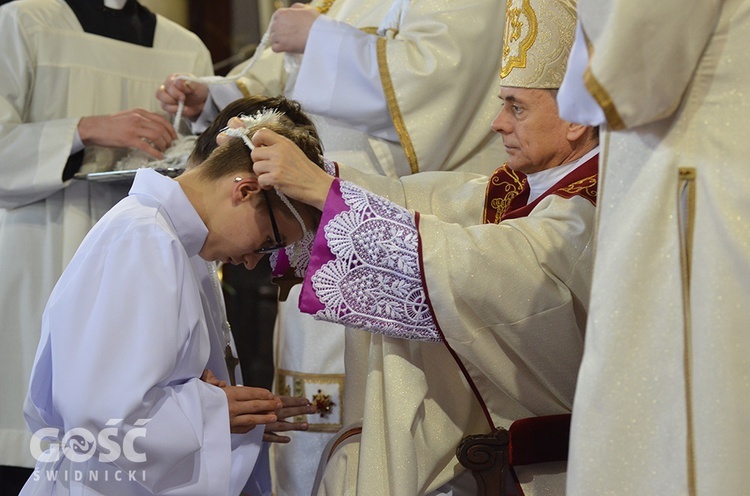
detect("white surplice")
[0,0,214,469]
[21,169,262,495]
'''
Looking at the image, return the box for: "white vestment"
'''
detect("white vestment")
[201,1,507,494]
[0,0,213,469]
[558,1,750,495]
[21,169,263,495]
[301,150,598,495]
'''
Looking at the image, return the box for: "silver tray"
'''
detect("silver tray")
[74,168,185,183]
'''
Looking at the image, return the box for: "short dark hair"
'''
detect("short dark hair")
[197,120,323,180]
[194,96,325,229]
[189,95,324,166]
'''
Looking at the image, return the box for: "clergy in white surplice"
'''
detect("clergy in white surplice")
[557,1,750,495]
[243,1,597,494]
[0,0,213,474]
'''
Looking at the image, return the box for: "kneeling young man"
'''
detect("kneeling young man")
[21,106,323,496]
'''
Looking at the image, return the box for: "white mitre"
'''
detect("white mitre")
[501,0,577,89]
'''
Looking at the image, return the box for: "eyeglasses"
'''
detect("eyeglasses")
[255,189,286,254]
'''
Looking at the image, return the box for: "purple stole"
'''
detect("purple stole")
[483,154,599,224]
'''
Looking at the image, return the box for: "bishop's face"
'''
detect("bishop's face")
[491,87,575,174]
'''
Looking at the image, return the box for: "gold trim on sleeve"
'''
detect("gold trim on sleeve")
[377,37,419,174]
[235,79,251,98]
[583,68,625,131]
[581,34,625,131]
[314,0,336,14]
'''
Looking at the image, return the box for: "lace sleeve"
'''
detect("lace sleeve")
[307,181,441,342]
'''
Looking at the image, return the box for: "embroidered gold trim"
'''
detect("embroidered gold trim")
[276,369,345,432]
[377,37,419,174]
[314,0,336,15]
[235,79,250,98]
[581,35,624,131]
[486,166,526,224]
[558,175,597,205]
[583,68,625,131]
[501,0,538,78]
[677,167,697,496]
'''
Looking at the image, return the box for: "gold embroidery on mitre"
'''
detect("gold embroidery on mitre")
[486,166,527,224]
[501,0,539,78]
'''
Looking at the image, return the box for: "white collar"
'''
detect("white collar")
[526,146,599,203]
[104,0,128,10]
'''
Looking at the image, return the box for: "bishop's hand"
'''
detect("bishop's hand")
[250,128,334,211]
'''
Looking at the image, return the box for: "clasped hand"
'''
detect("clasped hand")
[269,3,321,54]
[156,73,209,121]
[201,369,315,441]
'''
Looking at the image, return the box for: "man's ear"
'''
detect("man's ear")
[232,176,261,204]
[566,122,588,142]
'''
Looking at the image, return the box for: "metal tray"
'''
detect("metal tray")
[74,168,185,183]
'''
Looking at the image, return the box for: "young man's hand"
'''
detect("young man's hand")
[200,369,282,434]
[263,395,317,443]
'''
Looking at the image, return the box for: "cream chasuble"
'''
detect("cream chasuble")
[302,151,598,496]
[558,1,750,495]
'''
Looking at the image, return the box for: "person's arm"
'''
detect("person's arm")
[290,0,506,171]
[573,0,722,129]
[0,8,179,209]
[290,15,395,139]
[298,181,594,412]
[0,8,81,208]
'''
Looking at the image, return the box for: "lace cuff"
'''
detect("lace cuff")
[270,158,337,278]
[299,179,441,342]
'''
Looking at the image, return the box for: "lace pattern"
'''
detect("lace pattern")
[311,181,441,342]
[323,158,337,176]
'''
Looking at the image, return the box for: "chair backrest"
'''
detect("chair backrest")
[457,414,572,496]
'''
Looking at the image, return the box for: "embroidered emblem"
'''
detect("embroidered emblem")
[312,389,336,419]
[276,370,345,431]
[557,175,597,206]
[484,165,528,224]
[501,0,538,78]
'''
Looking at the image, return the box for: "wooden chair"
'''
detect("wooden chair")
[457,414,572,496]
